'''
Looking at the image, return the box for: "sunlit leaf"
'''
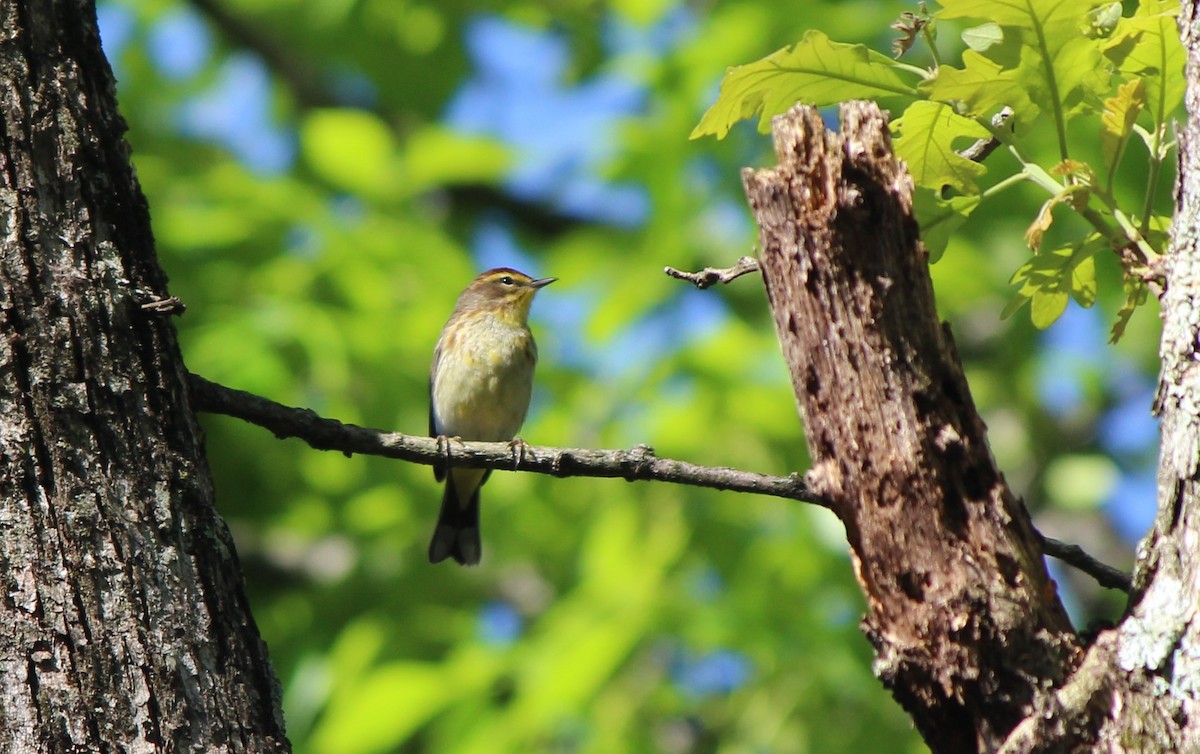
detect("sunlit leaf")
[691,30,919,139]
[1031,289,1069,328]
[1104,0,1185,127]
[936,0,1106,28]
[961,22,1003,52]
[310,663,452,754]
[1111,277,1149,342]
[1004,236,1103,327]
[934,0,1110,134]
[1100,78,1145,180]
[921,50,1037,126]
[892,100,991,195]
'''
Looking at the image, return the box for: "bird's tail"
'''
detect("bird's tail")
[428,473,482,566]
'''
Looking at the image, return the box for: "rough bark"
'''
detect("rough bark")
[1076,0,1200,750]
[0,1,289,751]
[741,103,1081,752]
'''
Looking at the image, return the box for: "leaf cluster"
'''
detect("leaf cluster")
[693,0,1184,339]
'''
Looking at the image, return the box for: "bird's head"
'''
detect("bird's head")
[459,267,556,324]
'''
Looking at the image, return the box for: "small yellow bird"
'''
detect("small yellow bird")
[428,267,555,565]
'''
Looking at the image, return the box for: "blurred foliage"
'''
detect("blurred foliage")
[101,0,1165,751]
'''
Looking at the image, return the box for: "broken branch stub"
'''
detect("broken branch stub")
[742,102,1079,754]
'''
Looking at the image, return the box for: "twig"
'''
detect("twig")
[957,107,1014,164]
[188,373,1131,592]
[665,256,760,289]
[1038,533,1131,593]
[135,286,186,314]
[186,373,828,506]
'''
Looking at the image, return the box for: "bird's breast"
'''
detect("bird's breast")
[431,320,538,441]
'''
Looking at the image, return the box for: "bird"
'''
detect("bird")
[428,267,555,565]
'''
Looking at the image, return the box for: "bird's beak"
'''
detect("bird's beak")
[530,277,557,289]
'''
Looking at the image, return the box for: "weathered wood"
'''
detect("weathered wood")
[0,1,288,750]
[742,102,1079,752]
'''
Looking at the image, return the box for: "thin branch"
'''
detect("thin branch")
[188,373,1131,592]
[957,106,1014,164]
[1038,533,1131,593]
[664,256,761,289]
[186,373,828,506]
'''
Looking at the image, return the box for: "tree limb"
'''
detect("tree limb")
[1038,534,1131,593]
[185,373,828,506]
[188,373,1129,591]
[664,256,761,288]
[957,107,1013,164]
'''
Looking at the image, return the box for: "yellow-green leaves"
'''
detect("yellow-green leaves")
[401,127,511,193]
[692,0,1182,336]
[1101,79,1145,183]
[922,50,1038,126]
[1104,0,1184,132]
[893,101,991,194]
[892,102,990,262]
[1004,235,1103,328]
[690,31,918,139]
[930,0,1110,143]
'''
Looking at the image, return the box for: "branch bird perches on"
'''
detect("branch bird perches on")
[188,371,1130,593]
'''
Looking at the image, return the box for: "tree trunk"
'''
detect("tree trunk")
[742,103,1079,753]
[740,21,1200,751]
[0,1,289,751]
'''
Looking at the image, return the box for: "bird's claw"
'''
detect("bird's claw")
[508,437,531,469]
[436,434,464,475]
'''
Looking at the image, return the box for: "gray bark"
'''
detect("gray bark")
[0,1,288,751]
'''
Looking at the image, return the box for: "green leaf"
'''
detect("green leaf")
[1111,277,1149,342]
[921,50,1037,126]
[934,0,1111,143]
[1031,289,1070,328]
[691,30,918,139]
[1088,2,1124,37]
[400,126,511,193]
[912,188,980,262]
[1004,236,1103,327]
[300,109,398,197]
[936,0,1105,28]
[961,22,1003,52]
[1103,0,1185,129]
[892,101,991,194]
[1100,78,1145,182]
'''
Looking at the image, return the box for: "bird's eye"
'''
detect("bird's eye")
[499,276,514,285]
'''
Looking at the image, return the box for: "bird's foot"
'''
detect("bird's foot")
[507,437,532,469]
[436,434,465,476]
